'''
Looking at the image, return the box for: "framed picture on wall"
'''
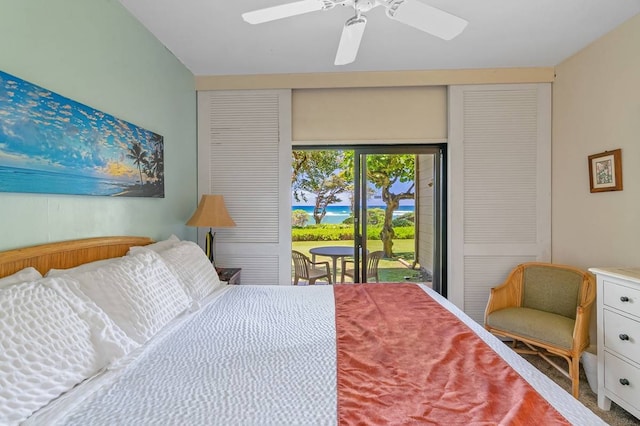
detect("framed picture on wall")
[0,70,164,198]
[588,149,622,193]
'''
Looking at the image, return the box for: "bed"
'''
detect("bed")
[0,236,604,425]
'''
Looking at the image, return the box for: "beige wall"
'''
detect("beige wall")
[292,87,446,142]
[552,14,640,269]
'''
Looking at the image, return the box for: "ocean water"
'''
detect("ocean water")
[293,204,415,225]
[0,165,132,196]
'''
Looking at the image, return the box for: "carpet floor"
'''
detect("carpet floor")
[519,351,639,425]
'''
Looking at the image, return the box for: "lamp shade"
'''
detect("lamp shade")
[186,195,236,228]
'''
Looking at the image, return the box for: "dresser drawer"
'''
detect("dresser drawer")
[603,279,640,318]
[603,309,640,361]
[604,351,640,408]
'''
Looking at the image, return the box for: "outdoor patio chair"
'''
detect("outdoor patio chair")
[341,250,384,283]
[292,250,332,285]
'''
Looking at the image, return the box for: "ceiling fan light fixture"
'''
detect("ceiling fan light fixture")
[334,14,367,66]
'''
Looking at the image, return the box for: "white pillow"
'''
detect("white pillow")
[0,266,42,288]
[128,234,180,255]
[0,276,137,425]
[46,258,118,277]
[68,250,190,344]
[155,241,222,301]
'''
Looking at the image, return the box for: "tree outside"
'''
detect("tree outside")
[291,150,350,224]
[291,209,309,227]
[291,150,418,280]
[344,153,415,257]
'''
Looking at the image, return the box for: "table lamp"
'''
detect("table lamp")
[186,194,236,266]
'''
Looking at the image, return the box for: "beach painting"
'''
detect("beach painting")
[0,70,164,197]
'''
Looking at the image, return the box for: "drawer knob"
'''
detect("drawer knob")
[620,296,630,302]
[620,378,630,386]
[619,333,630,341]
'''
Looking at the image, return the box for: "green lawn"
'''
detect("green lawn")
[292,239,422,283]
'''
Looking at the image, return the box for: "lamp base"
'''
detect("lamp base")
[205,228,216,266]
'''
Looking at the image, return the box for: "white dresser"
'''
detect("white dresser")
[589,267,640,419]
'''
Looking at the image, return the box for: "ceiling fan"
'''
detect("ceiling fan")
[242,0,468,66]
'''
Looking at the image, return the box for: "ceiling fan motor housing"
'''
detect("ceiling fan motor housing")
[334,0,380,12]
[354,0,379,12]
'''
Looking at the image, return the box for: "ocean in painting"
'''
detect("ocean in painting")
[293,204,415,225]
[0,165,136,197]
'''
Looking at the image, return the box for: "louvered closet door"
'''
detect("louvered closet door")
[197,90,292,285]
[448,84,551,323]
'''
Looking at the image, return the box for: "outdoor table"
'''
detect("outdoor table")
[309,246,366,283]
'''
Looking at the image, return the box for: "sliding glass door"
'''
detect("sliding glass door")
[352,146,446,294]
[291,144,446,295]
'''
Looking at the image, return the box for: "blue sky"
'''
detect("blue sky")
[0,70,159,183]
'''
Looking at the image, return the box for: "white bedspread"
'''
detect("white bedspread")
[27,285,604,425]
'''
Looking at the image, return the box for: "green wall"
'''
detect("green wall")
[0,0,197,250]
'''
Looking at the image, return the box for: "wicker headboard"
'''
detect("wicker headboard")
[0,236,153,278]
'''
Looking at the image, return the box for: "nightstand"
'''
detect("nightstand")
[216,267,241,285]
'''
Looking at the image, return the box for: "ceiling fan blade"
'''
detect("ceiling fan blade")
[334,15,367,66]
[386,0,467,40]
[242,0,327,24]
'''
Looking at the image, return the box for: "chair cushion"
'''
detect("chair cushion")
[522,266,581,319]
[486,307,575,350]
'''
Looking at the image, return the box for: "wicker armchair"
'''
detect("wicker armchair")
[484,262,595,398]
[291,250,332,285]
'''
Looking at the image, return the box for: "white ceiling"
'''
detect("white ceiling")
[119,0,640,76]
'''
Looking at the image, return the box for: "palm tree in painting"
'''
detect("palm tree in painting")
[127,141,148,187]
[148,135,164,181]
[148,148,164,181]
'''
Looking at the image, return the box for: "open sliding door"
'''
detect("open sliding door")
[197,90,292,284]
[353,145,446,292]
[448,84,551,323]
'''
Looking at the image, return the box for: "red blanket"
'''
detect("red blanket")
[334,283,570,425]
